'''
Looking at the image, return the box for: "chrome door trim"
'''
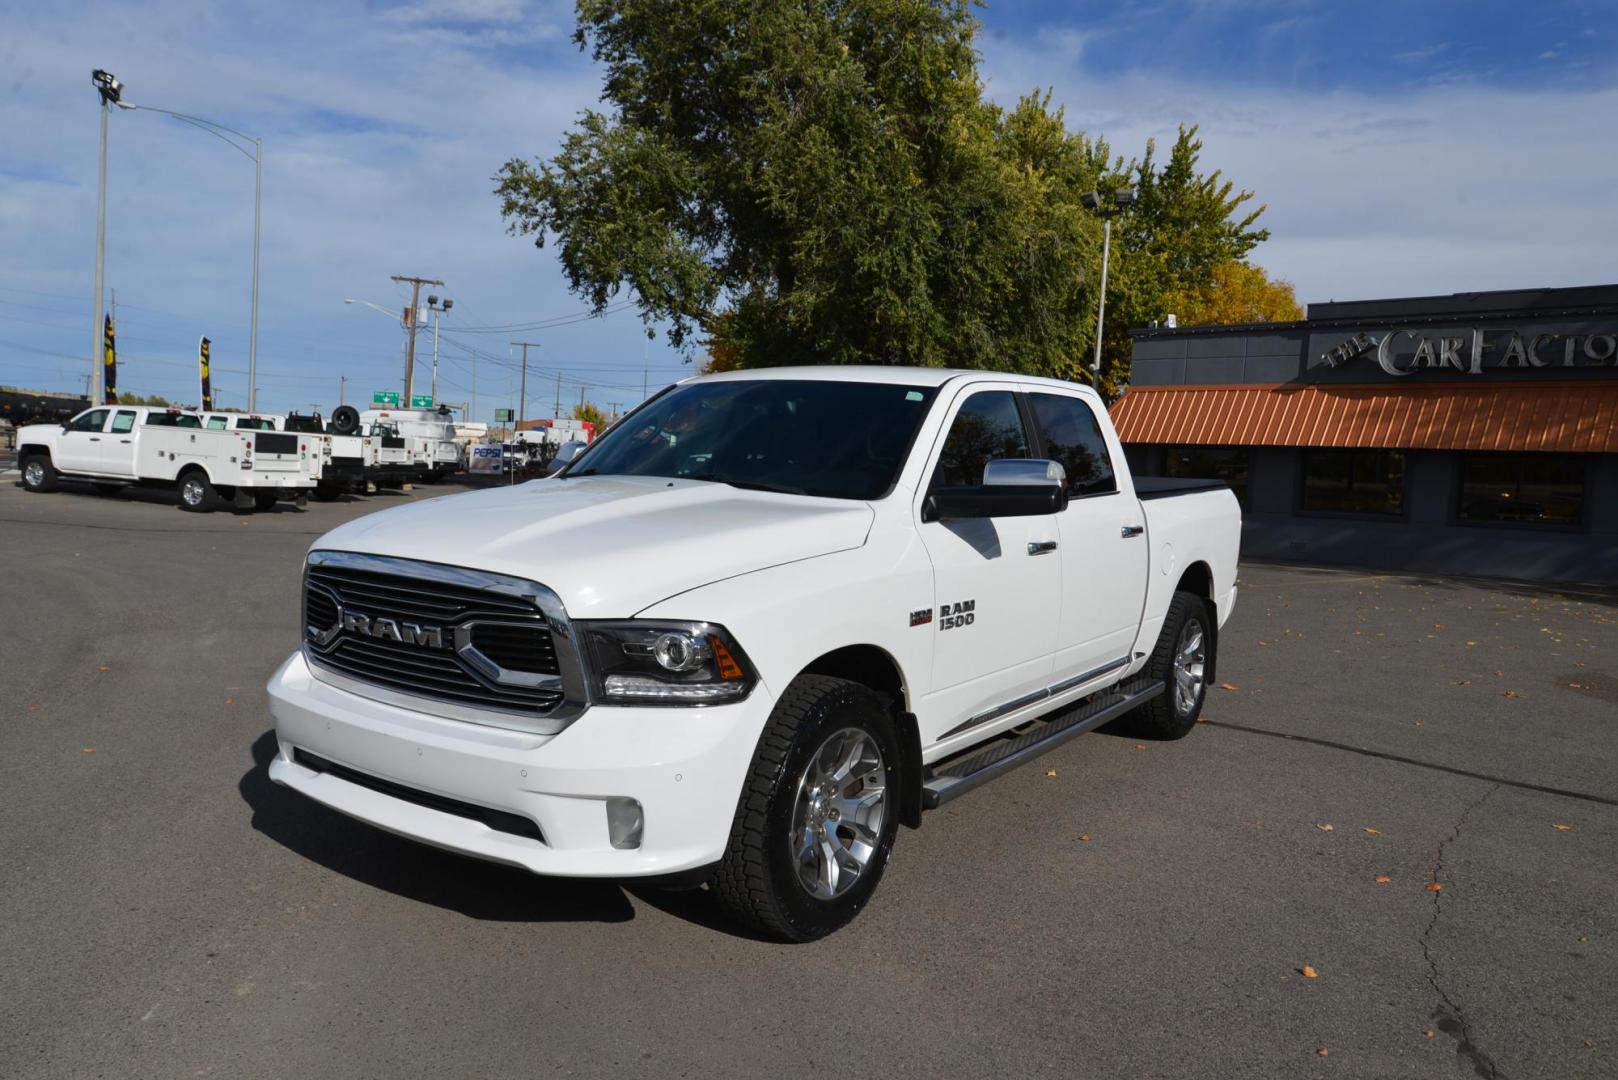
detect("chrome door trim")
[938,656,1131,740]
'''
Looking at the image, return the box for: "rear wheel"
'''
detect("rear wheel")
[712,675,900,942]
[176,470,218,513]
[1132,590,1211,739]
[21,455,58,493]
[252,491,280,512]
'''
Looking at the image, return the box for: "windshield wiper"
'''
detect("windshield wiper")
[688,472,807,496]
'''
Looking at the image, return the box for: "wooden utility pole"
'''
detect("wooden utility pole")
[392,274,443,402]
[510,341,540,430]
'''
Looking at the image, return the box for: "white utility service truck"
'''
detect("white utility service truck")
[360,406,462,483]
[17,405,319,511]
[267,367,1242,939]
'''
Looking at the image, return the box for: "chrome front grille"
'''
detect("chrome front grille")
[301,551,586,733]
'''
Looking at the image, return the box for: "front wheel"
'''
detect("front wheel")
[1133,590,1212,739]
[712,675,900,942]
[176,471,218,513]
[21,455,58,493]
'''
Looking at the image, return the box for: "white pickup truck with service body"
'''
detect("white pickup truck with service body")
[268,367,1240,939]
[17,405,318,512]
[361,406,462,482]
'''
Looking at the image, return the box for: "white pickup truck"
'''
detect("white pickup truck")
[17,404,319,511]
[268,367,1240,939]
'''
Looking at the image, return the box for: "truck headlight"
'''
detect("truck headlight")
[579,621,755,705]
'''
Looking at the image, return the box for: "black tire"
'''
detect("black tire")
[252,491,280,512]
[176,470,219,513]
[1132,590,1212,740]
[20,454,57,493]
[312,485,342,502]
[713,675,901,942]
[94,482,124,496]
[330,405,361,436]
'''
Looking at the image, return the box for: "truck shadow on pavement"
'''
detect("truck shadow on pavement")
[239,731,636,924]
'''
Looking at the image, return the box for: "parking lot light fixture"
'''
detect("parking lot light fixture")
[1081,185,1138,380]
[91,70,122,408]
[109,88,264,410]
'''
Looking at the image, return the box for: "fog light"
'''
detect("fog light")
[606,797,643,850]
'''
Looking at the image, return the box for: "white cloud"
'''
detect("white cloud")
[977,31,1618,306]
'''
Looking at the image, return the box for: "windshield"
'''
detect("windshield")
[566,379,937,499]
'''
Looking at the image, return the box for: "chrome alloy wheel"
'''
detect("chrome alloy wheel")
[23,460,45,487]
[181,476,205,508]
[1173,618,1206,716]
[790,727,888,901]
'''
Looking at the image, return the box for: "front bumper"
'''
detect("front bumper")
[265,651,772,878]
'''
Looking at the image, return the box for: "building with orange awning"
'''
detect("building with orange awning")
[1118,284,1618,584]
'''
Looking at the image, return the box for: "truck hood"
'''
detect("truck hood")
[311,475,875,617]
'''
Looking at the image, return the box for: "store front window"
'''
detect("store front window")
[1457,453,1585,527]
[1302,449,1405,515]
[1164,446,1249,506]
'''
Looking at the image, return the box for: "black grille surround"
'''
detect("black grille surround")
[301,551,587,734]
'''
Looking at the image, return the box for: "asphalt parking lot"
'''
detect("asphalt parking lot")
[2,476,1614,1079]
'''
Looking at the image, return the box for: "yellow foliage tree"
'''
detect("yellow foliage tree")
[1166,260,1302,327]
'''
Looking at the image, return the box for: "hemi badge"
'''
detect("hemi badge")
[909,609,933,627]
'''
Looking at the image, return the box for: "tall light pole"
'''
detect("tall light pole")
[91,70,121,405]
[1081,186,1137,382]
[427,294,453,404]
[105,82,264,410]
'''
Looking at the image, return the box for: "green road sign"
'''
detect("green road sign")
[372,390,400,406]
[494,408,514,422]
[411,395,434,409]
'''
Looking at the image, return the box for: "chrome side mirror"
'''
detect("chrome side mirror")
[983,458,1067,489]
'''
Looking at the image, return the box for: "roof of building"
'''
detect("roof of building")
[1110,380,1618,454]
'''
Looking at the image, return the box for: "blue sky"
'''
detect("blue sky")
[1,0,1614,418]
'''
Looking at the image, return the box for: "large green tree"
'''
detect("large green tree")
[497,0,1270,390]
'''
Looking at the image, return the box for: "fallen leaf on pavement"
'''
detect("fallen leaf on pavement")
[224,698,235,706]
[1077,834,1091,842]
[1134,743,1145,751]
[1426,882,1443,893]
[1569,683,1582,689]
[1045,768,1057,778]
[97,665,110,672]
[1315,823,1334,832]
[1301,965,1318,978]
[1424,1029,1435,1038]
[1501,690,1518,699]
[1374,875,1392,884]
[1316,1047,1329,1057]
[1553,823,1573,832]
[1364,827,1380,835]
[1218,683,1239,691]
[82,747,96,754]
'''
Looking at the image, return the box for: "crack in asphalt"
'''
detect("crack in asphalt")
[1422,783,1503,1080]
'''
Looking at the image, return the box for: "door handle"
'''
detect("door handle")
[1027,540,1059,555]
[1121,524,1144,538]
[89,437,101,442]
